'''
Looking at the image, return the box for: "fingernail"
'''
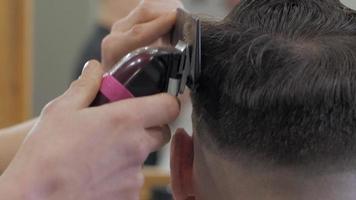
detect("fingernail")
[81,60,103,79]
[82,61,92,75]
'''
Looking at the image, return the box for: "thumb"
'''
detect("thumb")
[59,60,104,110]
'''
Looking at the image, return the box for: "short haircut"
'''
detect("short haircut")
[192,0,356,168]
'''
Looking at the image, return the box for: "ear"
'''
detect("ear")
[170,128,195,200]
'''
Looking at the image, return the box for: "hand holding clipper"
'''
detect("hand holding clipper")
[92,8,201,106]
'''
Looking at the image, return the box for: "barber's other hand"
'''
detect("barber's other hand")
[0,61,179,200]
[102,0,183,70]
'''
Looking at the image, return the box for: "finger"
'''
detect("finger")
[102,12,177,69]
[124,11,177,47]
[59,60,104,109]
[112,2,182,32]
[111,6,165,32]
[144,125,172,153]
[99,93,180,128]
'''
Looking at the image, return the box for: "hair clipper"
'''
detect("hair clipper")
[91,8,201,106]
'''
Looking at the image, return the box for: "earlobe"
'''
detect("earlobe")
[170,128,195,200]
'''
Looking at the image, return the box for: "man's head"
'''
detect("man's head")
[171,0,356,199]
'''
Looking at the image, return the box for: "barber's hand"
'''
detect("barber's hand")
[102,0,183,70]
[0,61,179,200]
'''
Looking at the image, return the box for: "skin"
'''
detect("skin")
[3,1,355,199]
[170,120,356,200]
[0,1,182,199]
[0,0,132,174]
[101,0,183,70]
[0,120,36,173]
[167,1,356,199]
[0,0,184,174]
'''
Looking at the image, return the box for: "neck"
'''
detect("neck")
[194,141,356,200]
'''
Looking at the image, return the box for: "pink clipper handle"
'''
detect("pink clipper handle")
[99,74,134,102]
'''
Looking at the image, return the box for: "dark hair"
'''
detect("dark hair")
[192,0,356,167]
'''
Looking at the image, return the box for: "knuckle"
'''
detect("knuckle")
[131,142,149,162]
[111,21,120,31]
[69,79,87,91]
[101,35,114,56]
[111,20,124,32]
[101,35,122,65]
[136,4,151,19]
[129,24,145,38]
[101,35,111,49]
[41,99,62,116]
[101,35,114,66]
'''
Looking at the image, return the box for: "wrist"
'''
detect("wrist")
[0,162,65,200]
[0,174,26,200]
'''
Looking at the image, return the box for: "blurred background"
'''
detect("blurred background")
[1,0,356,199]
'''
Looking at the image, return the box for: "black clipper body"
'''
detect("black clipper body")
[91,9,201,106]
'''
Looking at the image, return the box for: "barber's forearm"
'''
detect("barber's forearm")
[0,119,37,173]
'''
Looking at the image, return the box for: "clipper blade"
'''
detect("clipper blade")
[171,8,201,92]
